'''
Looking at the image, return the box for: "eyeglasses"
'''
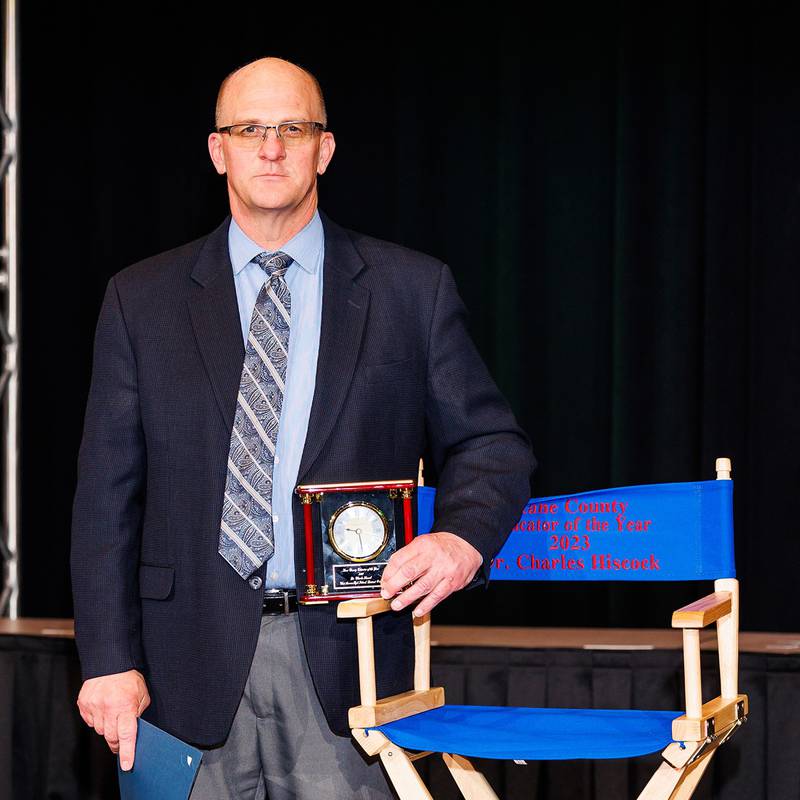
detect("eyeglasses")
[217,120,325,148]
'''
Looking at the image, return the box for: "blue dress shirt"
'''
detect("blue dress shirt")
[228,211,324,589]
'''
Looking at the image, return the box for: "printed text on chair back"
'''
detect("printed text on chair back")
[417,480,735,581]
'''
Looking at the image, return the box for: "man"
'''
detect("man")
[71,57,534,798]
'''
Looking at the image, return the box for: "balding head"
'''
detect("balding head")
[207,55,336,240]
[215,57,327,130]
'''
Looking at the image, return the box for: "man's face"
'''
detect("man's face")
[208,65,335,216]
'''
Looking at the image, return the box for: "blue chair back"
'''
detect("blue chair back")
[417,479,735,581]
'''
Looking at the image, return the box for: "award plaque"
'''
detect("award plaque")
[295,479,416,604]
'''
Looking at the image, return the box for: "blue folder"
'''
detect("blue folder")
[117,718,203,800]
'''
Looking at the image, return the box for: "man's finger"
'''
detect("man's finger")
[380,539,435,598]
[117,711,139,771]
[412,576,456,617]
[77,704,94,728]
[380,546,423,584]
[101,709,118,748]
[387,569,441,611]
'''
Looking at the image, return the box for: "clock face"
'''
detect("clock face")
[329,501,389,562]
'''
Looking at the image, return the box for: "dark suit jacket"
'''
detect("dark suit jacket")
[70,209,535,745]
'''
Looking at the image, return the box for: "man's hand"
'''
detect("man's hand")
[76,669,150,771]
[380,531,483,617]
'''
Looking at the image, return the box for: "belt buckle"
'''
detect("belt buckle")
[263,589,291,615]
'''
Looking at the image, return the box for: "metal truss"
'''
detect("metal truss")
[0,0,20,618]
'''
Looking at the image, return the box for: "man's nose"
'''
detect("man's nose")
[257,128,286,158]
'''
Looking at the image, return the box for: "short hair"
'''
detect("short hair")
[214,57,328,129]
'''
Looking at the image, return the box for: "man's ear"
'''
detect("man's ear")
[208,132,227,175]
[316,132,336,176]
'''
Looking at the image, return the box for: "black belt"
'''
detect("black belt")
[262,589,298,615]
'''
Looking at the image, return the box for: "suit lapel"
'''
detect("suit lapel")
[297,210,369,481]
[185,209,370,476]
[187,214,245,431]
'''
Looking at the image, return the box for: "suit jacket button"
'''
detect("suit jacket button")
[248,575,263,590]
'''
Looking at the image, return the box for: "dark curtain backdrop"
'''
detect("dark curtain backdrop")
[15,4,799,632]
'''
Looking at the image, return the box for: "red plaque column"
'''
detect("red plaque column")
[402,487,414,546]
[300,492,317,595]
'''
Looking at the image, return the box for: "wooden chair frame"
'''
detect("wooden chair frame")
[337,458,747,800]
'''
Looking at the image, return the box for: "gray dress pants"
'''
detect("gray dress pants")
[188,611,397,799]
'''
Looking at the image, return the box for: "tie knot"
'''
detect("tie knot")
[254,251,293,278]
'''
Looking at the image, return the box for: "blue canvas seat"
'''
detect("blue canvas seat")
[374,706,682,761]
[337,458,748,800]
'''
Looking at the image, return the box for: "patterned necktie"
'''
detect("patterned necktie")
[218,251,292,579]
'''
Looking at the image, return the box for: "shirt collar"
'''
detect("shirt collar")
[228,209,323,276]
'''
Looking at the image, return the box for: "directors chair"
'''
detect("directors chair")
[337,458,747,799]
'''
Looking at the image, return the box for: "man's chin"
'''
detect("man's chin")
[229,184,316,218]
[248,194,296,213]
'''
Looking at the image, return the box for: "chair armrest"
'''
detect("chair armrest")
[674,579,741,722]
[337,597,392,618]
[337,598,437,718]
[672,591,732,628]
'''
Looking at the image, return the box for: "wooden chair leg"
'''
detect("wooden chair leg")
[638,748,717,800]
[442,753,500,800]
[379,745,434,800]
[353,729,434,800]
[670,751,715,800]
[638,761,686,799]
